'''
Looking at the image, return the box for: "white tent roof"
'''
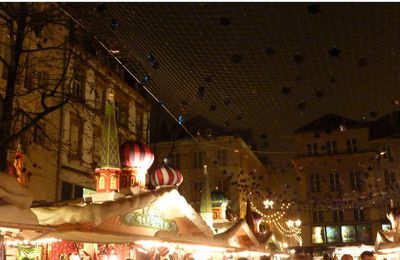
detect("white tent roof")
[32,188,214,238]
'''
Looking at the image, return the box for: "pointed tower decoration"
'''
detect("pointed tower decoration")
[200,165,213,229]
[245,199,255,233]
[92,92,123,202]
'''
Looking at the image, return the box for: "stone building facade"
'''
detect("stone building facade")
[292,113,399,249]
[0,7,151,202]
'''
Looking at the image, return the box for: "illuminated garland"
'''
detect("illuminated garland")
[250,200,303,243]
[250,201,290,224]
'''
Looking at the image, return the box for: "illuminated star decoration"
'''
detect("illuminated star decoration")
[263,199,274,209]
[307,3,321,15]
[329,46,341,58]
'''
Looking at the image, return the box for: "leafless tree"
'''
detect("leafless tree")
[0,3,76,171]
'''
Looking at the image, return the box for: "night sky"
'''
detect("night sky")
[65,3,400,163]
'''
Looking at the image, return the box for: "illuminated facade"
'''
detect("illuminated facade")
[152,134,272,219]
[0,12,151,202]
[292,113,399,248]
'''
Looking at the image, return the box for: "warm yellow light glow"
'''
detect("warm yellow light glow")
[263,199,274,209]
[286,220,294,227]
[135,240,227,253]
[5,238,61,246]
[137,169,147,187]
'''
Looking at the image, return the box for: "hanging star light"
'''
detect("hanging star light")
[263,199,274,209]
[329,46,341,58]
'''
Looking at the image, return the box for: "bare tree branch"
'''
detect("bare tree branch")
[21,44,67,54]
[0,54,9,68]
[1,97,69,146]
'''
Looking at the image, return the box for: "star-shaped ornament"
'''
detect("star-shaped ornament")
[329,46,341,58]
[307,3,321,15]
[265,47,275,55]
[281,87,291,95]
[263,199,274,209]
[293,54,304,64]
[358,56,367,68]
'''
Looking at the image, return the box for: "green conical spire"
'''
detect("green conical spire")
[99,93,120,169]
[200,165,213,228]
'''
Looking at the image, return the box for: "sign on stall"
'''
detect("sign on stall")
[122,212,178,233]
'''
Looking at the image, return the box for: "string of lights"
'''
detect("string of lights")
[250,201,290,223]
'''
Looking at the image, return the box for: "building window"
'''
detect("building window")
[115,101,129,127]
[169,153,180,168]
[384,170,396,187]
[98,176,105,189]
[333,209,344,222]
[136,107,145,141]
[94,79,106,114]
[61,181,83,201]
[307,143,318,156]
[109,175,117,190]
[312,211,324,223]
[329,171,341,192]
[193,151,203,168]
[30,70,49,89]
[218,149,227,165]
[192,181,203,202]
[354,208,365,221]
[69,114,83,158]
[326,140,337,154]
[382,144,391,159]
[120,175,128,188]
[346,139,358,153]
[350,171,362,192]
[309,174,321,193]
[68,68,84,100]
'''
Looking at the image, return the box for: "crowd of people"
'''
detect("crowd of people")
[292,250,376,260]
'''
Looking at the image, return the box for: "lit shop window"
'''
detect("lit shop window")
[98,176,105,189]
[312,226,325,244]
[109,175,117,190]
[357,224,371,243]
[326,226,340,243]
[341,225,356,243]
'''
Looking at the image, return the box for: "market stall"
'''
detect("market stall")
[374,203,400,260]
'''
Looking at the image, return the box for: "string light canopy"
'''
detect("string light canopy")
[60,2,400,161]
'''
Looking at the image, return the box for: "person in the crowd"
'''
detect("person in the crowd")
[360,251,375,260]
[292,254,308,260]
[341,254,353,260]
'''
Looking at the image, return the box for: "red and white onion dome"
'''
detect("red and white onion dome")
[119,141,154,170]
[151,165,183,187]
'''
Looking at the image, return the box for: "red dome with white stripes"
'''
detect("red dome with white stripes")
[120,141,154,169]
[151,166,183,187]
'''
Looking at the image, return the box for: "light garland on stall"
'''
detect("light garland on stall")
[250,201,290,224]
[250,199,303,245]
[273,220,301,236]
[272,220,302,245]
[4,238,61,246]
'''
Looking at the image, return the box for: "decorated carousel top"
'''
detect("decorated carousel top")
[151,165,183,187]
[119,141,154,170]
[211,190,229,208]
